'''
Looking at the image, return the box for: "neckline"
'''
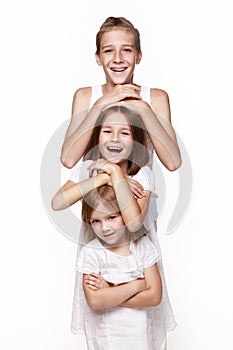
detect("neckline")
[96,238,134,257]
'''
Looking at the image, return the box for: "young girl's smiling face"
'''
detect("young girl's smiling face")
[98,111,134,170]
[90,202,127,247]
[95,29,141,87]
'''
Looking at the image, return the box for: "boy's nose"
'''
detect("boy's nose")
[113,51,123,63]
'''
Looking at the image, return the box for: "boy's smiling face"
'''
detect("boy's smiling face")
[96,29,142,87]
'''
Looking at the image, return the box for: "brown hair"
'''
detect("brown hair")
[81,185,146,243]
[96,17,141,55]
[83,105,150,176]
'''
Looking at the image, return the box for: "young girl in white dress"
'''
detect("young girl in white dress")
[52,104,177,348]
[78,185,162,350]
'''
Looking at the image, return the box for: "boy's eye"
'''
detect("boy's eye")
[103,49,113,53]
[123,48,132,52]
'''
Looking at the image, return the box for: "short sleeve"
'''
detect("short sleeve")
[134,235,159,269]
[76,244,100,274]
[132,166,155,193]
[69,160,92,183]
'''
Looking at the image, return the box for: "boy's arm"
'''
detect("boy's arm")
[61,88,103,168]
[120,92,181,171]
[120,264,162,308]
[61,85,142,168]
[83,275,146,311]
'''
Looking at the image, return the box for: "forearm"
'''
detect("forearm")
[61,103,104,168]
[121,288,161,308]
[149,120,181,171]
[51,174,109,210]
[141,108,181,171]
[111,170,146,232]
[121,264,162,308]
[85,279,144,310]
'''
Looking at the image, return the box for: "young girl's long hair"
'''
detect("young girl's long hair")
[83,105,149,176]
[82,185,147,243]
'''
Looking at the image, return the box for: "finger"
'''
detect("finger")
[120,84,141,90]
[134,188,146,197]
[130,181,144,192]
[87,285,98,291]
[89,272,100,277]
[133,190,143,198]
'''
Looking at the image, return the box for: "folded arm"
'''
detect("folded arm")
[83,263,162,310]
[83,275,146,310]
[120,264,162,308]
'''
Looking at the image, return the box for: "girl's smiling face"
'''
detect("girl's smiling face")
[90,202,127,247]
[95,29,141,87]
[98,111,134,170]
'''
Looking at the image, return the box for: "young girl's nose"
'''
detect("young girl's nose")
[102,222,110,231]
[111,131,120,142]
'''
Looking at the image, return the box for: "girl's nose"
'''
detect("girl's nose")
[111,132,120,142]
[102,222,110,231]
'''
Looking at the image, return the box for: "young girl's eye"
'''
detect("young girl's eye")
[121,131,130,136]
[108,215,116,220]
[90,219,100,224]
[102,129,111,134]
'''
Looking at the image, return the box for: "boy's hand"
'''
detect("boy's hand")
[96,84,142,106]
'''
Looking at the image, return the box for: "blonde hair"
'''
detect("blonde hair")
[81,186,147,243]
[96,16,141,55]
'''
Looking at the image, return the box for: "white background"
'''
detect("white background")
[1,0,233,349]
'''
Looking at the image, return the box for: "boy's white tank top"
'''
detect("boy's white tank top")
[89,85,151,108]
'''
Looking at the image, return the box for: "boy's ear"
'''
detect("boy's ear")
[95,53,102,66]
[136,51,142,64]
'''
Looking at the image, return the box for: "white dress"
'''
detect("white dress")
[70,162,177,349]
[77,235,160,350]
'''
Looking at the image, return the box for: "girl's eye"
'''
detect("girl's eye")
[121,131,130,136]
[102,129,111,133]
[108,216,116,220]
[90,219,99,224]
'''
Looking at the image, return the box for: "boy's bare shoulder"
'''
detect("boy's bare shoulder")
[73,86,92,99]
[150,88,171,121]
[150,88,169,100]
[72,87,92,112]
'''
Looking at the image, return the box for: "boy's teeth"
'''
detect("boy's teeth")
[112,68,126,72]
